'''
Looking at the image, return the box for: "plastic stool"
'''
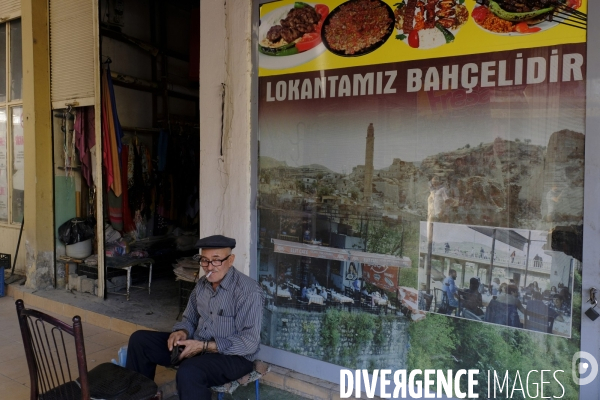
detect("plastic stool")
[211,360,269,400]
[216,380,259,400]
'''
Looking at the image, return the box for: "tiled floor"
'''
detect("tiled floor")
[0,295,175,400]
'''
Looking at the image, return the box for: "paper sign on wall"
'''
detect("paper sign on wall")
[12,108,23,171]
[0,172,8,221]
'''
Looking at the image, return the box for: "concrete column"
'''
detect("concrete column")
[199,0,256,275]
[21,0,54,288]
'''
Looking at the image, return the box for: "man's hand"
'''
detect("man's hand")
[178,340,218,359]
[177,340,205,359]
[168,330,188,351]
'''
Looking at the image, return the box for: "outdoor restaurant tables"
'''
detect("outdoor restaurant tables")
[308,294,324,305]
[277,287,292,299]
[372,297,389,306]
[331,293,354,303]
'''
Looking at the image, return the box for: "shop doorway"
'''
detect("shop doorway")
[52,0,200,328]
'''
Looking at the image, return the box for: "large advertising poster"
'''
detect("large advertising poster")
[258,0,586,397]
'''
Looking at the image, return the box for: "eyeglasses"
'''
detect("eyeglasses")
[199,254,232,268]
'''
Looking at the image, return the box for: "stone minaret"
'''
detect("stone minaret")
[363,123,374,204]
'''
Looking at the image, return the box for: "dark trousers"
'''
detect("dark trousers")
[126,330,254,400]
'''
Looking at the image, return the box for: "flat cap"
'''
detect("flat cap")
[196,235,236,249]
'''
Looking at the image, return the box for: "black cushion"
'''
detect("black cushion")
[77,362,158,400]
[41,381,82,400]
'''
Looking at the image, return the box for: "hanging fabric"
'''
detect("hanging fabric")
[74,107,96,187]
[62,107,76,178]
[101,65,123,197]
[107,191,123,231]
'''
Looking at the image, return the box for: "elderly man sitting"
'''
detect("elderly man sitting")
[126,235,264,400]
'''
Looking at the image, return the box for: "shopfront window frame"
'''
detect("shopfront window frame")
[0,17,23,227]
[250,1,600,398]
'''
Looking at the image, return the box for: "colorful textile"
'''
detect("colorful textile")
[101,99,114,192]
[74,107,96,187]
[101,66,123,196]
[106,66,124,154]
[108,190,123,231]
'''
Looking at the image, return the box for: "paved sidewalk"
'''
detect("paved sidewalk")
[1,295,308,400]
[0,295,175,400]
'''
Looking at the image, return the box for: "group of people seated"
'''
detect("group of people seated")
[301,284,329,301]
[439,270,570,332]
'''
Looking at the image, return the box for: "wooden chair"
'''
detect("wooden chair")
[344,286,354,298]
[524,300,556,333]
[419,292,433,312]
[524,309,555,334]
[15,300,161,400]
[433,288,444,311]
[484,299,522,328]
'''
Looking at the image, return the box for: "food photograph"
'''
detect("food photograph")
[394,0,470,49]
[258,0,586,72]
[259,2,330,69]
[321,0,395,56]
[472,0,585,35]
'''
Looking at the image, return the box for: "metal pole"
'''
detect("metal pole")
[488,228,496,286]
[523,231,532,287]
[426,221,433,293]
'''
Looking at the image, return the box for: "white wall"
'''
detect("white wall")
[199,0,256,275]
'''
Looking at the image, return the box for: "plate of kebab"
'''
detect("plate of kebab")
[259,2,329,69]
[394,0,469,49]
[472,0,582,35]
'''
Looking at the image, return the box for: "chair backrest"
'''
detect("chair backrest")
[484,299,521,327]
[525,300,555,333]
[421,293,433,311]
[344,286,353,298]
[15,299,91,400]
[433,287,444,310]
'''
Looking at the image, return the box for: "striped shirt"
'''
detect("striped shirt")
[173,266,264,361]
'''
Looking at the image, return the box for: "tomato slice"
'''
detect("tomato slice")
[527,27,542,33]
[314,4,329,33]
[567,0,581,9]
[296,32,321,52]
[315,4,329,19]
[408,30,419,48]
[515,22,530,33]
[472,6,488,24]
